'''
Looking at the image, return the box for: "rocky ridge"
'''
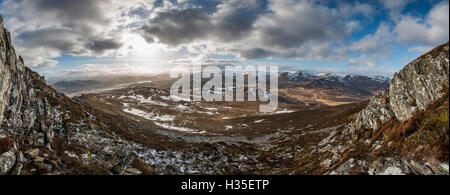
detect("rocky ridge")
[350,42,449,133]
[319,42,449,175]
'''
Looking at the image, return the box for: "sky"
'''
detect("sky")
[0,0,449,81]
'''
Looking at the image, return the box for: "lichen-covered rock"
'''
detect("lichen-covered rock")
[0,15,14,129]
[390,47,449,121]
[350,42,449,134]
[327,42,450,175]
[353,90,393,131]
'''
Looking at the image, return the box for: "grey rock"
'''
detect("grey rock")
[330,43,450,175]
[0,149,16,175]
[349,43,449,135]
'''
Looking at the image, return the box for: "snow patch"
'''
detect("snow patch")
[381,166,404,175]
[123,108,175,122]
[122,95,169,106]
[154,122,206,134]
[166,95,191,102]
[275,109,294,114]
[64,151,78,158]
[203,107,219,111]
[440,163,449,172]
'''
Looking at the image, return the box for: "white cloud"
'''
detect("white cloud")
[380,0,414,21]
[350,23,394,53]
[348,0,449,69]
[138,0,375,61]
[408,46,434,53]
[394,1,449,46]
[348,54,380,69]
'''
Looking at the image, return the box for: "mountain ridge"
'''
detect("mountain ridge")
[322,42,449,174]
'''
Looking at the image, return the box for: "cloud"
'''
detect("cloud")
[139,8,212,45]
[238,48,272,59]
[380,0,411,10]
[1,0,446,76]
[394,1,449,46]
[408,45,434,53]
[252,0,347,49]
[138,0,366,61]
[19,28,87,54]
[0,0,156,67]
[33,0,110,25]
[348,0,449,69]
[350,23,394,53]
[86,39,124,54]
[347,54,380,69]
[139,0,264,46]
[348,22,396,68]
[336,1,375,18]
[379,0,414,21]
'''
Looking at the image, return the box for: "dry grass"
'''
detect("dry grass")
[418,42,449,60]
[374,89,449,162]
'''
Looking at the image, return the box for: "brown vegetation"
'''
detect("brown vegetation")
[372,88,449,162]
[0,136,14,153]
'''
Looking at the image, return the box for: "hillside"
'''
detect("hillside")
[278,72,390,106]
[321,42,449,174]
[52,80,103,94]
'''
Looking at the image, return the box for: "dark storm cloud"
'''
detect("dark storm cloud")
[212,7,261,42]
[33,0,109,24]
[139,0,265,46]
[139,8,211,45]
[138,0,353,60]
[86,39,124,54]
[238,48,272,59]
[19,28,85,54]
[256,8,347,49]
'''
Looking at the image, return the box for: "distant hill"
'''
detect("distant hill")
[52,80,103,94]
[278,72,390,106]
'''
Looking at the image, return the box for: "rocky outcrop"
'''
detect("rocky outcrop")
[0,15,15,129]
[350,42,449,133]
[390,46,449,121]
[319,42,449,175]
[330,157,449,175]
[0,15,136,175]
